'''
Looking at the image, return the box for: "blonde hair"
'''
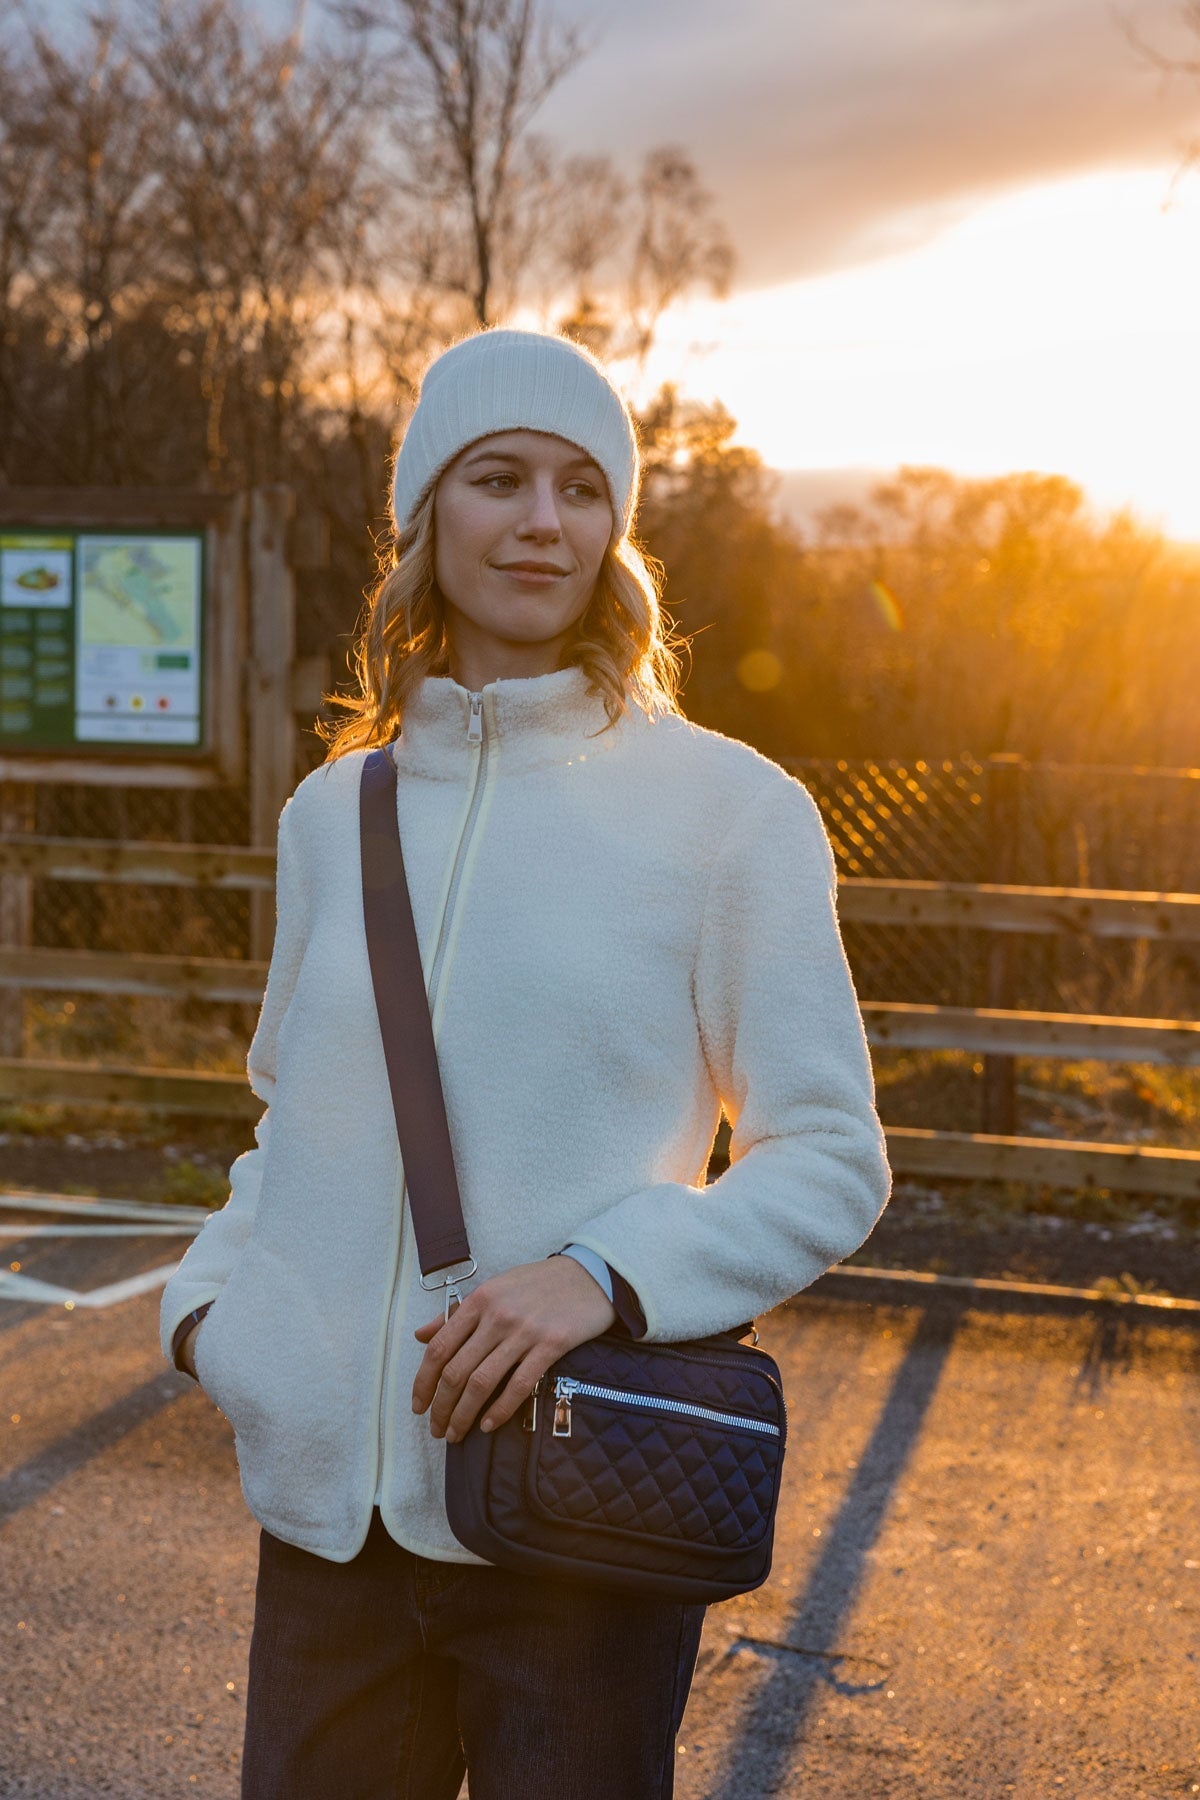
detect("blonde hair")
[317,486,686,757]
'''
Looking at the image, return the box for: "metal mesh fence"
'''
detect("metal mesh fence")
[30,779,253,962]
[786,757,988,1010]
[786,756,1200,1021]
[788,757,990,883]
[4,777,258,1078]
[1009,764,1200,1024]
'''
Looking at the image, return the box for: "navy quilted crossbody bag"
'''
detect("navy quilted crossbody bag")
[361,746,788,1604]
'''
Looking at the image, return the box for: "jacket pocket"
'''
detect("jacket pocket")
[187,1267,275,1445]
[190,1290,249,1426]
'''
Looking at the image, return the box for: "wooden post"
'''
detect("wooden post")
[981,753,1026,1134]
[0,781,34,1057]
[247,486,298,962]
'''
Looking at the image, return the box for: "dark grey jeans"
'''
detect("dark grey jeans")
[241,1508,706,1800]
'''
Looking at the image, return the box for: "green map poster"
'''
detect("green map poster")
[0,530,205,752]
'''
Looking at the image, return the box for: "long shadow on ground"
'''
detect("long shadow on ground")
[712,1299,960,1799]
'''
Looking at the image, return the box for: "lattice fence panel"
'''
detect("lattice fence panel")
[31,780,252,961]
[788,755,1200,1021]
[787,756,988,1007]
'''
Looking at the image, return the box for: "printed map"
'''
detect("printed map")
[79,540,199,649]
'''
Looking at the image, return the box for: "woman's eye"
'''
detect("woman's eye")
[471,472,599,498]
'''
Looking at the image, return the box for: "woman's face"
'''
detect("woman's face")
[433,429,613,679]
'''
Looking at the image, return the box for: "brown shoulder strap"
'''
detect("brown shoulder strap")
[360,746,473,1277]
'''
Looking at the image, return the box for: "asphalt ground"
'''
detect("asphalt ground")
[1,1231,1198,1799]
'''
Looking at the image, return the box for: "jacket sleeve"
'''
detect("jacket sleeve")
[568,774,891,1343]
[158,789,311,1361]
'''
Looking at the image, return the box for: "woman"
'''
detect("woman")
[161,327,890,1799]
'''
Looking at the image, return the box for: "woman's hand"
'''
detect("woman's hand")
[411,1257,617,1442]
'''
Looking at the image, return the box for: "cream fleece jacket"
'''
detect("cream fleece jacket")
[159,666,890,1564]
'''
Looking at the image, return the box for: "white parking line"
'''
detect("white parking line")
[0,1223,201,1237]
[0,1261,181,1308]
[0,1191,211,1225]
[0,1190,199,1308]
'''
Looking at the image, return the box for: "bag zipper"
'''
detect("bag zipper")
[623,1339,789,1438]
[550,1375,781,1441]
[374,691,492,1506]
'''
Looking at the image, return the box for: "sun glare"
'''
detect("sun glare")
[633,169,1200,539]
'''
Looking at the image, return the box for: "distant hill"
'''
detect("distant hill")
[769,467,890,535]
[769,467,1200,552]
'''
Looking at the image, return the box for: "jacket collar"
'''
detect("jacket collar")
[391,664,632,779]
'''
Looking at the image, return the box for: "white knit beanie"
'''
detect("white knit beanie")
[391,329,639,537]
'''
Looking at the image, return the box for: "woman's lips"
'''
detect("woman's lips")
[495,564,568,584]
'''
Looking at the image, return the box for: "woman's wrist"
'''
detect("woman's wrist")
[555,1246,646,1339]
[177,1323,200,1379]
[171,1302,213,1378]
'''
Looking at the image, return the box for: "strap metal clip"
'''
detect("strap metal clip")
[420,1258,478,1320]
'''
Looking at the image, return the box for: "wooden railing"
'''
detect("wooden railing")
[838,877,1200,941]
[2,836,1198,1200]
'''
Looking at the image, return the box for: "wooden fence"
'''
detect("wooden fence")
[2,836,1199,1202]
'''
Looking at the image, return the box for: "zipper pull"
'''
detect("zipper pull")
[523,1377,544,1434]
[467,693,484,743]
[552,1376,577,1438]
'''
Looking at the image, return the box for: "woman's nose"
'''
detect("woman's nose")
[515,479,563,540]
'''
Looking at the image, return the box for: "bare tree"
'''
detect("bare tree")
[332,0,735,377]
[0,36,66,479]
[10,7,166,480]
[340,0,584,326]
[541,153,628,352]
[1122,3,1200,189]
[623,146,734,366]
[131,0,387,485]
[0,0,741,658]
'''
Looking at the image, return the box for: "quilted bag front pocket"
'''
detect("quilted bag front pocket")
[528,1374,783,1552]
[528,1382,784,1555]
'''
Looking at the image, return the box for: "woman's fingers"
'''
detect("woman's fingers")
[425,1315,513,1437]
[410,1302,481,1414]
[477,1352,552,1435]
[441,1345,544,1443]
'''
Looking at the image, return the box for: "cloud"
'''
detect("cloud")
[543,0,1200,285]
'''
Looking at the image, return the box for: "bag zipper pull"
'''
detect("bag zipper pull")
[467,693,484,743]
[553,1376,578,1438]
[523,1377,544,1433]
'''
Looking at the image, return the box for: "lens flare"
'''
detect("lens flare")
[869,581,903,631]
[737,649,784,691]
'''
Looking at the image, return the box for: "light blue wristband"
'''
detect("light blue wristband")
[556,1242,614,1302]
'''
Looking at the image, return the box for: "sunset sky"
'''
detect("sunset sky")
[532,0,1200,537]
[44,0,1200,535]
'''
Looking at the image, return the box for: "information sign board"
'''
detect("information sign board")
[0,529,206,753]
